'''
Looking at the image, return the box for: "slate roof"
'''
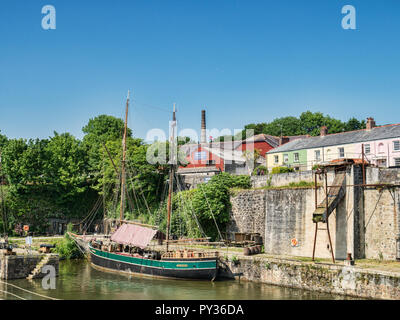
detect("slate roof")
[267,124,400,154]
[243,134,280,148]
[179,141,242,156]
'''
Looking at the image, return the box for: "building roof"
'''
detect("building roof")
[242,134,280,148]
[202,146,246,162]
[267,124,400,154]
[179,141,242,156]
[177,166,221,174]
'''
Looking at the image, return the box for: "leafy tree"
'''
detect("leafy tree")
[177,136,195,145]
[345,117,366,131]
[0,132,8,151]
[299,111,329,135]
[82,115,133,181]
[45,132,89,201]
[235,111,366,140]
[271,166,294,174]
[98,137,169,221]
[82,115,132,146]
[262,116,303,136]
[165,173,251,240]
[1,134,95,233]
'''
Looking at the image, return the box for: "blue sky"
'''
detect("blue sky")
[0,0,399,141]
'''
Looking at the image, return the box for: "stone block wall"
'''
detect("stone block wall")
[227,189,265,237]
[363,188,399,260]
[0,254,59,280]
[221,256,400,299]
[227,187,337,259]
[229,166,400,261]
[251,170,336,188]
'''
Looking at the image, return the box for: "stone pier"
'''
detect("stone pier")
[0,253,59,280]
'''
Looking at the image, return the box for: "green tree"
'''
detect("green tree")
[229,111,366,141]
[82,115,132,145]
[82,115,133,181]
[166,173,251,240]
[345,117,366,131]
[1,134,94,233]
[0,132,8,150]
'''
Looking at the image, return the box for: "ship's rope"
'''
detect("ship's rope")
[0,288,26,300]
[185,161,224,241]
[0,280,60,300]
[175,173,206,238]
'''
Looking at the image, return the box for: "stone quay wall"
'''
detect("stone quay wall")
[228,167,400,261]
[251,170,316,188]
[227,187,335,259]
[219,255,400,300]
[0,254,59,280]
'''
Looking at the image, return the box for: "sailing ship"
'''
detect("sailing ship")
[83,92,219,280]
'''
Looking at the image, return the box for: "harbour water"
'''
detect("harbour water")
[0,260,355,300]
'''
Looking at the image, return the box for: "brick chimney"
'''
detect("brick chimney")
[279,137,290,145]
[200,110,207,144]
[366,117,376,130]
[320,126,328,137]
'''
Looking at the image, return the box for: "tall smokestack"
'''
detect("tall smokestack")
[201,110,206,144]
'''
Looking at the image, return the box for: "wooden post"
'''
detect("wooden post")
[362,144,366,185]
[312,171,318,262]
[325,171,335,264]
[312,222,318,261]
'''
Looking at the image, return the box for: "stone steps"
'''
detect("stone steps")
[26,255,51,280]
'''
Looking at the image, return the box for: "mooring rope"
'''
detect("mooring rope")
[0,280,60,300]
[0,288,26,300]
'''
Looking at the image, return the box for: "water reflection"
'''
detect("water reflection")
[0,260,355,300]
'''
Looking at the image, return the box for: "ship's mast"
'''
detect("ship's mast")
[166,103,176,251]
[120,90,130,225]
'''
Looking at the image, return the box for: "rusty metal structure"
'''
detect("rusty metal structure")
[311,154,400,264]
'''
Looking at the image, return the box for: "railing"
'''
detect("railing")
[161,250,219,259]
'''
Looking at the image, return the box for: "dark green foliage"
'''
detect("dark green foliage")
[240,111,367,139]
[1,133,97,233]
[163,173,251,240]
[82,115,132,146]
[288,181,315,188]
[0,132,8,150]
[54,224,84,259]
[252,165,268,176]
[271,166,294,174]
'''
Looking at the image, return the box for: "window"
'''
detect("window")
[338,147,345,158]
[274,155,279,163]
[364,144,371,154]
[283,154,288,163]
[315,150,321,161]
[207,160,216,166]
[378,143,384,154]
[394,140,400,151]
[294,153,299,162]
[395,158,400,167]
[377,159,387,167]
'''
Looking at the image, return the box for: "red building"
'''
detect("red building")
[183,145,225,171]
[237,134,280,157]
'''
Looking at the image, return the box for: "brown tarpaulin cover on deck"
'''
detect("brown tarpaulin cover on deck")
[111,223,157,249]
